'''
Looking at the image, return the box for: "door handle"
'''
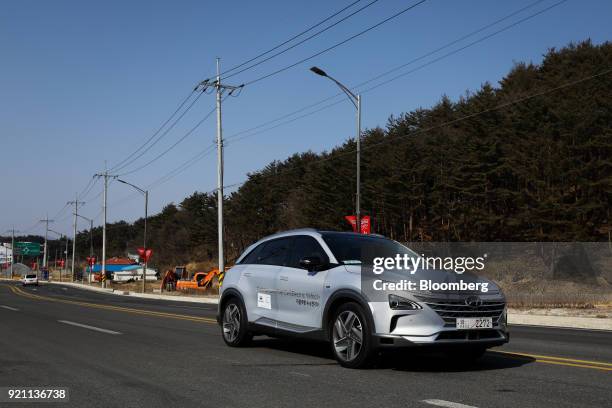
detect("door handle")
[279,275,288,281]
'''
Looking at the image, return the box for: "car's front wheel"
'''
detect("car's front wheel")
[330,302,374,368]
[221,298,252,347]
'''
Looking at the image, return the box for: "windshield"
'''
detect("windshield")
[25,274,36,279]
[321,232,418,265]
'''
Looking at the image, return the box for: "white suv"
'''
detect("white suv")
[22,273,38,286]
[218,229,508,368]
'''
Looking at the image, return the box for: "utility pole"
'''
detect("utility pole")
[68,195,85,282]
[5,228,18,279]
[94,171,117,288]
[74,213,94,283]
[195,59,242,275]
[65,235,69,282]
[356,94,361,230]
[214,58,242,275]
[39,215,53,280]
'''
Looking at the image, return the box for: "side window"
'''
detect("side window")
[256,238,293,266]
[288,236,329,269]
[239,244,263,264]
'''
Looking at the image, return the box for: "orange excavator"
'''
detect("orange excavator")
[175,268,223,291]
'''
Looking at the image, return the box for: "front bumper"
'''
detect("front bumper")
[368,295,509,349]
[373,329,509,349]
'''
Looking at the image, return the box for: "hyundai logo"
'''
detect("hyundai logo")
[465,296,483,308]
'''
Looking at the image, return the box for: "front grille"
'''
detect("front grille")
[415,295,505,327]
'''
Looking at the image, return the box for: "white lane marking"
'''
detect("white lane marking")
[289,371,311,377]
[0,305,19,311]
[58,320,121,335]
[422,400,479,408]
[62,288,68,291]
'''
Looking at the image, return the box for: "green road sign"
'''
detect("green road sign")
[15,242,41,256]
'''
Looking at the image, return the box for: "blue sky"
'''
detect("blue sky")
[1,0,610,237]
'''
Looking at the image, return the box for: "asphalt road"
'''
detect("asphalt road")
[0,282,610,408]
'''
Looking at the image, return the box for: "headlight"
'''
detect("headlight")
[388,294,422,310]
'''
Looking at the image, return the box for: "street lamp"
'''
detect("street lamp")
[74,213,94,283]
[116,179,148,293]
[310,66,362,231]
[48,229,68,282]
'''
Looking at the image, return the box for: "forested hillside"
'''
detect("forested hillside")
[8,40,610,271]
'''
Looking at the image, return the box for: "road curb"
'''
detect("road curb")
[44,281,220,304]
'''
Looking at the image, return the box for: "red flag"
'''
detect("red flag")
[137,248,153,262]
[360,216,371,234]
[344,215,357,232]
[344,215,371,234]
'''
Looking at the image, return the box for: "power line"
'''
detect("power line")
[358,0,569,94]
[242,0,428,86]
[108,90,197,172]
[225,0,566,144]
[220,0,380,80]
[97,143,219,212]
[51,203,70,220]
[76,176,96,200]
[110,90,204,173]
[227,98,346,145]
[118,104,217,177]
[220,0,364,77]
[146,144,216,189]
[79,177,100,202]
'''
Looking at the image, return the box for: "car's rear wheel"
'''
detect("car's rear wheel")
[221,298,252,347]
[330,302,374,368]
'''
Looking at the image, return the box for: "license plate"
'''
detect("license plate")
[456,317,493,330]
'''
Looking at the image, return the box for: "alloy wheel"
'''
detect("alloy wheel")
[332,310,363,362]
[223,303,241,343]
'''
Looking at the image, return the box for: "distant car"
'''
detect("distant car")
[218,229,508,368]
[22,274,38,286]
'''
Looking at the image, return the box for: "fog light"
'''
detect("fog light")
[388,294,422,310]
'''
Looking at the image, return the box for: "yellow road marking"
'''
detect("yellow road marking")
[494,350,612,369]
[8,285,217,324]
[534,359,612,372]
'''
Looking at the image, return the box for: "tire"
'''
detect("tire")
[221,297,252,347]
[329,302,374,368]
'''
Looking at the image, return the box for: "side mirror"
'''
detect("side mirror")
[299,256,324,271]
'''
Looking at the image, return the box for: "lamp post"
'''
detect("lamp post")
[310,66,362,231]
[74,213,94,283]
[116,179,148,293]
[48,229,68,282]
